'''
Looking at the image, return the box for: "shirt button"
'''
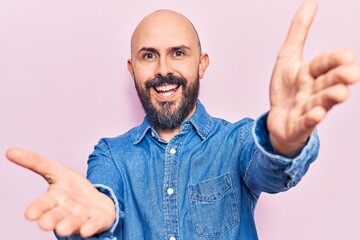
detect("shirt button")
[151,131,155,137]
[167,187,174,195]
[196,226,204,235]
[169,237,176,240]
[169,148,176,155]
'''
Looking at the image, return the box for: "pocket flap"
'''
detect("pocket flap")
[188,173,232,202]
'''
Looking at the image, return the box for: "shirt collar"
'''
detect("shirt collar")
[133,100,213,144]
[187,100,213,140]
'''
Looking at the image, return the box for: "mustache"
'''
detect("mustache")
[145,75,186,90]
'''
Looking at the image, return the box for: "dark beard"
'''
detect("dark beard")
[135,74,199,130]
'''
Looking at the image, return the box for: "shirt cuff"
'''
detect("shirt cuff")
[94,184,125,236]
[252,112,320,188]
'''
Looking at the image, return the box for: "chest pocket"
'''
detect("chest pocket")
[188,173,240,238]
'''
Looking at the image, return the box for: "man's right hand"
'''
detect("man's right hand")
[6,147,116,238]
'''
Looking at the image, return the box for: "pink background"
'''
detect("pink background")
[1,0,360,239]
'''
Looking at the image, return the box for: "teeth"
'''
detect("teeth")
[160,91,174,97]
[155,84,179,92]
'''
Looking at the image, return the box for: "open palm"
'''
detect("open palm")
[267,1,359,155]
[6,148,116,238]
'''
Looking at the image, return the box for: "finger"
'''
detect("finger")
[37,207,70,231]
[306,84,350,112]
[309,50,357,78]
[80,215,113,238]
[303,106,327,129]
[313,64,360,93]
[278,0,318,60]
[55,214,88,237]
[25,194,58,221]
[6,147,60,182]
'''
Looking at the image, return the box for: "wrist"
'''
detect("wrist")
[269,134,308,157]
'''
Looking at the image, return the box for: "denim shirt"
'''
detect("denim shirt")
[57,101,319,240]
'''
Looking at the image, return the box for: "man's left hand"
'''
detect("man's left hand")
[267,0,360,156]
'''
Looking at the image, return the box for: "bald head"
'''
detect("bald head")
[127,9,210,133]
[130,10,202,58]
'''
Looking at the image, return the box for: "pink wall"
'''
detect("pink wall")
[1,0,359,239]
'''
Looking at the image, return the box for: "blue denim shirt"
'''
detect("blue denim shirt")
[57,101,319,240]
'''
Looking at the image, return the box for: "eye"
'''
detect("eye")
[143,53,156,60]
[173,50,185,57]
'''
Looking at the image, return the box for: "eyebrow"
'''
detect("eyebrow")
[137,45,191,55]
[137,47,159,55]
[170,45,191,52]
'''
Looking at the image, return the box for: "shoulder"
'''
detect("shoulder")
[203,115,255,144]
[99,125,141,149]
[211,116,254,132]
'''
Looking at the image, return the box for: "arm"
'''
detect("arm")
[243,1,358,195]
[5,148,116,239]
[86,139,126,237]
[267,0,359,156]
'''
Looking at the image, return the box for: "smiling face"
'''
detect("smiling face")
[127,10,209,130]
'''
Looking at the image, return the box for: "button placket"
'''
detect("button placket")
[163,142,180,240]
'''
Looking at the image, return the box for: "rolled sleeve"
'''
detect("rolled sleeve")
[247,112,320,193]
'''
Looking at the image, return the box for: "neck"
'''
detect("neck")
[157,127,180,142]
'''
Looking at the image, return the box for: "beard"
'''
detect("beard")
[135,74,200,130]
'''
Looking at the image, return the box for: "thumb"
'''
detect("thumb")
[6,147,60,183]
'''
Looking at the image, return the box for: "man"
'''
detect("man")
[6,1,359,239]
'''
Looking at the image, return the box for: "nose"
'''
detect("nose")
[155,57,173,78]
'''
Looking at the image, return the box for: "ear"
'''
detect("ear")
[127,59,135,79]
[198,53,209,79]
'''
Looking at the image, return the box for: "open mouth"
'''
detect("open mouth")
[154,83,181,97]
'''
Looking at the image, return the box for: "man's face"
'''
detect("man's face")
[128,10,209,130]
